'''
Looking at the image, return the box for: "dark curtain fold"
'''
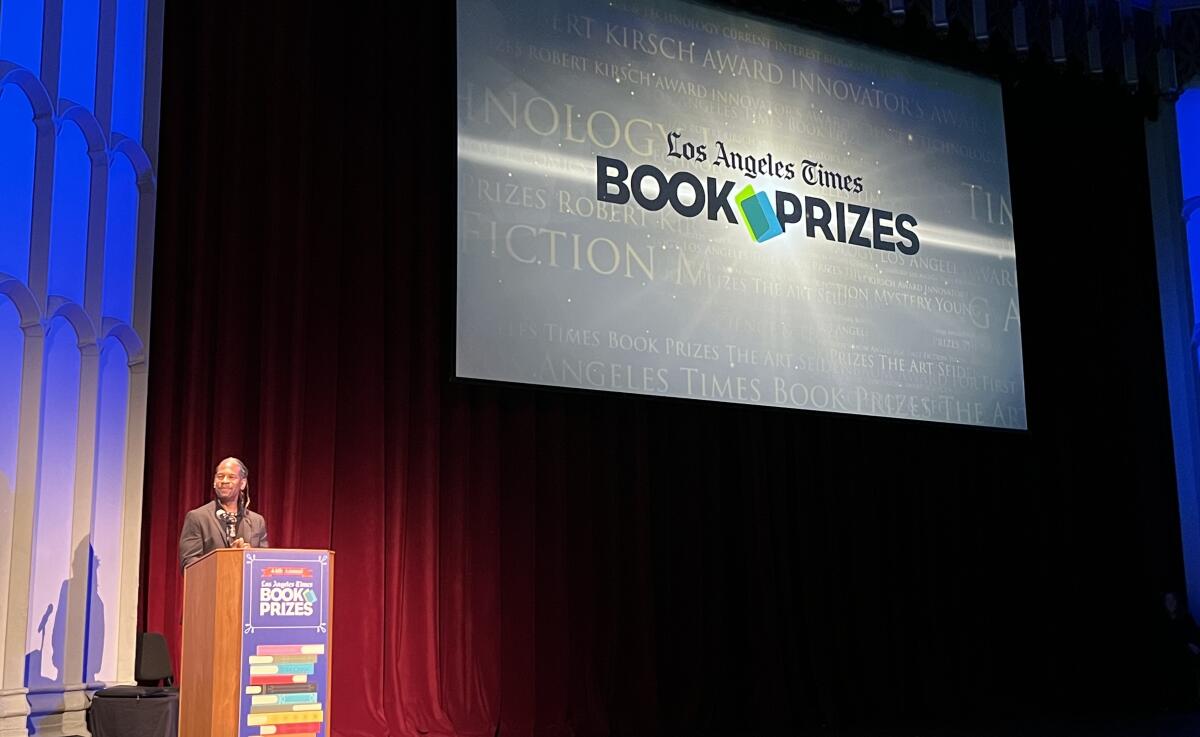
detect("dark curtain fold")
[140,2,1185,736]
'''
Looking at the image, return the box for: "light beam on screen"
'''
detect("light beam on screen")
[886,223,1014,258]
[27,317,81,682]
[47,121,92,306]
[58,0,101,110]
[458,134,594,183]
[0,81,36,283]
[0,0,45,76]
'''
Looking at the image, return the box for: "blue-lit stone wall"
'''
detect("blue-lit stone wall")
[0,0,162,733]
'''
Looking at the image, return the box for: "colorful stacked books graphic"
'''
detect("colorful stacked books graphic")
[245,644,325,736]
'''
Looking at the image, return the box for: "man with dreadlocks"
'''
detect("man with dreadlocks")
[178,456,271,573]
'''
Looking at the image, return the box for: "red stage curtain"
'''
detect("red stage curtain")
[140,10,654,734]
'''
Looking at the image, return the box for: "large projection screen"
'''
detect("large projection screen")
[457,0,1027,429]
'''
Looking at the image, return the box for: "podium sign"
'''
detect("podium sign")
[179,548,334,737]
[238,551,332,737]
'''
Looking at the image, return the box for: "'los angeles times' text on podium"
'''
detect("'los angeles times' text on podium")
[180,548,335,737]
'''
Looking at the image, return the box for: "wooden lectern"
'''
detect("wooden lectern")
[180,548,334,737]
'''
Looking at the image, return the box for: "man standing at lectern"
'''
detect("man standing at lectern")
[178,457,270,573]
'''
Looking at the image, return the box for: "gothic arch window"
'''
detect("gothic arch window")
[26,314,85,683]
[88,332,131,683]
[46,114,98,306]
[110,136,154,330]
[1180,88,1200,334]
[0,0,46,76]
[111,0,147,142]
[0,77,37,282]
[58,0,102,110]
[0,295,24,511]
[102,151,138,323]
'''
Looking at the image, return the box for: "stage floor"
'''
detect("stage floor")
[682,711,1200,737]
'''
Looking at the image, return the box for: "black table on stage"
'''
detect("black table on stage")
[88,691,178,737]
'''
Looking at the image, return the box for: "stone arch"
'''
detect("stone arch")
[0,63,56,125]
[99,318,145,365]
[46,297,97,353]
[0,274,42,333]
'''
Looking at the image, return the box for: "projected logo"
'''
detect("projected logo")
[735,185,783,243]
[596,155,922,254]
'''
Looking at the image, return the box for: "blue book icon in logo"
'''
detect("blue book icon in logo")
[734,185,783,243]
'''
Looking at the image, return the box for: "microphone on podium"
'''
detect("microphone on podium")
[216,508,238,546]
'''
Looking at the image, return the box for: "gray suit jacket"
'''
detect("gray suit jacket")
[179,501,270,573]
